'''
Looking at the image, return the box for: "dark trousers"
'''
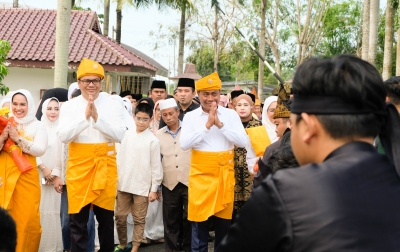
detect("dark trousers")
[60,185,95,251]
[192,216,230,252]
[70,204,114,252]
[162,183,192,251]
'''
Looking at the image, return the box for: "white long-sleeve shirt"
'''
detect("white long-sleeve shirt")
[17,120,47,157]
[118,128,163,196]
[37,122,62,177]
[180,106,248,151]
[57,95,125,144]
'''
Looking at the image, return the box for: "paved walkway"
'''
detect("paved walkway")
[138,232,215,252]
[138,241,215,252]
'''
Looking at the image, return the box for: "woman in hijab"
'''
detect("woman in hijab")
[232,94,263,221]
[262,96,278,143]
[67,82,79,100]
[36,98,63,251]
[149,100,162,134]
[138,97,155,110]
[0,89,48,252]
[35,88,68,120]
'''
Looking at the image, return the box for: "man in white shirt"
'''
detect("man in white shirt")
[57,58,126,252]
[180,72,248,252]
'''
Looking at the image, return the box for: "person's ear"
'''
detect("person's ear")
[299,113,318,144]
[386,96,391,102]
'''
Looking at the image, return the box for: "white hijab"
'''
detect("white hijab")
[122,97,133,116]
[41,97,60,127]
[111,95,135,130]
[68,82,79,100]
[262,95,278,143]
[11,89,37,124]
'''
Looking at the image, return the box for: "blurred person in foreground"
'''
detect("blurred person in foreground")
[219,55,400,251]
[0,207,17,252]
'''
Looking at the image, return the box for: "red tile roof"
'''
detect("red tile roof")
[0,8,158,73]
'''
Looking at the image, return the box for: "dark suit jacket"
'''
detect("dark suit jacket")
[219,142,400,252]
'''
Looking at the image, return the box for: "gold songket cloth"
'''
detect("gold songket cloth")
[67,142,117,214]
[188,149,235,222]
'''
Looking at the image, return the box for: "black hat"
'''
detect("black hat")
[151,80,166,90]
[231,90,244,100]
[134,94,143,100]
[177,78,195,89]
[246,93,256,103]
[120,90,131,97]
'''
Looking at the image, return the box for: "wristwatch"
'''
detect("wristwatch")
[218,122,224,129]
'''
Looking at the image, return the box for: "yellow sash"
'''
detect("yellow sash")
[67,142,117,214]
[188,149,235,222]
[245,126,271,156]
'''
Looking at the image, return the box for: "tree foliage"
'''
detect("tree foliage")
[0,40,11,96]
[316,0,362,57]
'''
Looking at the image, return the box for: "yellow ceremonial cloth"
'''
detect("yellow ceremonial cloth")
[67,142,117,214]
[188,149,235,222]
[0,151,41,252]
[245,126,271,156]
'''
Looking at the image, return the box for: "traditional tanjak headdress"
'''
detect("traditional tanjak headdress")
[195,72,222,91]
[273,83,291,119]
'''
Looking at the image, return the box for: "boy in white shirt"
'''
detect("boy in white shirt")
[115,103,163,252]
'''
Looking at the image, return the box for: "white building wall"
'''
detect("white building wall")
[2,67,55,105]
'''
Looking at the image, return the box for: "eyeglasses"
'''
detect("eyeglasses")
[135,116,150,123]
[79,79,101,85]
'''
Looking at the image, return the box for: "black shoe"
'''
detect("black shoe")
[176,242,183,250]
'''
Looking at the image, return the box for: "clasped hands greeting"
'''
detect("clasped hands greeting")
[0,122,20,144]
[205,101,223,130]
[85,95,98,122]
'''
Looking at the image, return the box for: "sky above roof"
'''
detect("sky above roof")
[1,0,180,77]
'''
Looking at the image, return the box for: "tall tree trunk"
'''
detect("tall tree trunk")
[177,5,186,75]
[104,0,110,36]
[213,5,219,72]
[382,0,395,80]
[13,0,18,8]
[54,0,71,88]
[397,5,400,75]
[368,0,380,65]
[258,0,267,101]
[362,0,370,60]
[116,7,122,44]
